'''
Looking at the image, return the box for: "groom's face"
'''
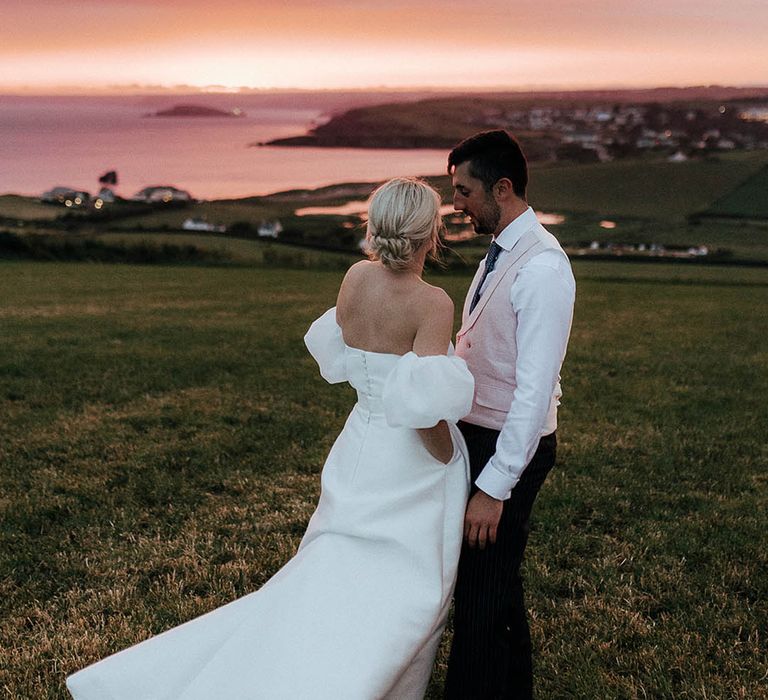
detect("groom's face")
[451,161,501,236]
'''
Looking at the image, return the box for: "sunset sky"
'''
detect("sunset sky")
[2,0,767,92]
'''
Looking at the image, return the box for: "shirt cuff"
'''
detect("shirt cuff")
[475,462,517,501]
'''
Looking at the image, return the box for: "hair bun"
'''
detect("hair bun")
[365,177,442,271]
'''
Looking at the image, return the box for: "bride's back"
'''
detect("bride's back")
[336,260,442,356]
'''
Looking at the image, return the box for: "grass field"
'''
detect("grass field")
[704,164,768,220]
[1,261,767,699]
[528,150,768,222]
[98,232,360,268]
[100,217,768,266]
[0,196,64,221]
[103,199,286,231]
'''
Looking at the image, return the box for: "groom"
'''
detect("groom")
[446,130,575,699]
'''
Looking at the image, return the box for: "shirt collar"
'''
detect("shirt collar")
[493,207,537,251]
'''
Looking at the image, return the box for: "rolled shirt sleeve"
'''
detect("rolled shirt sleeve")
[475,249,575,500]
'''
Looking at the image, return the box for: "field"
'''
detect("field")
[525,151,768,261]
[529,150,768,222]
[703,164,768,220]
[1,260,766,698]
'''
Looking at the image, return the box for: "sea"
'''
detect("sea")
[0,93,450,200]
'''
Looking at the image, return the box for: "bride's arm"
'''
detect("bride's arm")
[413,289,455,464]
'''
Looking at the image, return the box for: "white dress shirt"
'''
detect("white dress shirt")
[474,207,576,500]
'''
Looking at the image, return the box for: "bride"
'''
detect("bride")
[66,177,475,700]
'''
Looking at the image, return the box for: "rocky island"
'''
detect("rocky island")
[149,104,245,118]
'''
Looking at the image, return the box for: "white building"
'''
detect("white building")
[41,186,89,207]
[182,218,225,233]
[132,186,192,203]
[668,151,689,163]
[96,187,116,203]
[258,220,283,238]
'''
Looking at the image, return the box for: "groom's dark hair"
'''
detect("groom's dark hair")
[448,130,528,199]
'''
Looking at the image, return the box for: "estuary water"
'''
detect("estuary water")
[0,93,448,199]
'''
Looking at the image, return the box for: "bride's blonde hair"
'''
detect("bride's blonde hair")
[365,177,444,271]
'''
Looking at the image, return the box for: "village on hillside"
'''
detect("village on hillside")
[470,102,768,163]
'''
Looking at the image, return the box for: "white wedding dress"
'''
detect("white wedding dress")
[67,307,474,700]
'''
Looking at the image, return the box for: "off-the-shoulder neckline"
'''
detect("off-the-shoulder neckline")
[344,343,405,359]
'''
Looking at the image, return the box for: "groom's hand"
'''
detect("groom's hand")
[464,490,504,549]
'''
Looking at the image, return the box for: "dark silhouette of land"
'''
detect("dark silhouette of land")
[262,86,768,153]
[150,104,245,118]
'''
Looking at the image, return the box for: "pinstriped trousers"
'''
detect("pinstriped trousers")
[444,422,557,700]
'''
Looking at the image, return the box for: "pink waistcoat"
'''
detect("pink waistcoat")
[455,224,563,431]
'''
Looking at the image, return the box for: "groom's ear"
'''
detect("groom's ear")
[493,178,515,201]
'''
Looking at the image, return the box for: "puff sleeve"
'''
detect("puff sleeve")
[304,307,347,384]
[382,352,474,428]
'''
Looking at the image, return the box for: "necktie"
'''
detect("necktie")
[470,241,503,313]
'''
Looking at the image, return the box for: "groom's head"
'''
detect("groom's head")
[448,130,529,237]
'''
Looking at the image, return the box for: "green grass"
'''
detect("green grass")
[100,231,279,261]
[104,199,286,231]
[0,195,64,221]
[0,231,230,265]
[557,219,768,262]
[528,151,768,222]
[1,260,767,699]
[703,164,768,219]
[98,232,360,268]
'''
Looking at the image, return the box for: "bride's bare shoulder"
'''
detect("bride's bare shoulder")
[341,260,376,288]
[415,283,454,329]
[419,282,454,313]
[412,285,454,355]
[336,261,376,320]
[347,259,375,275]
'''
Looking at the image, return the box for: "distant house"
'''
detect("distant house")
[97,187,116,202]
[41,186,90,207]
[668,151,689,163]
[590,109,613,123]
[182,218,225,233]
[563,132,599,145]
[132,186,192,203]
[258,220,283,238]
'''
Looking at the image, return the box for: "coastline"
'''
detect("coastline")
[260,85,768,151]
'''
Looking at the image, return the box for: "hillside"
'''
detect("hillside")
[700,165,768,220]
[264,86,768,153]
[528,151,768,221]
